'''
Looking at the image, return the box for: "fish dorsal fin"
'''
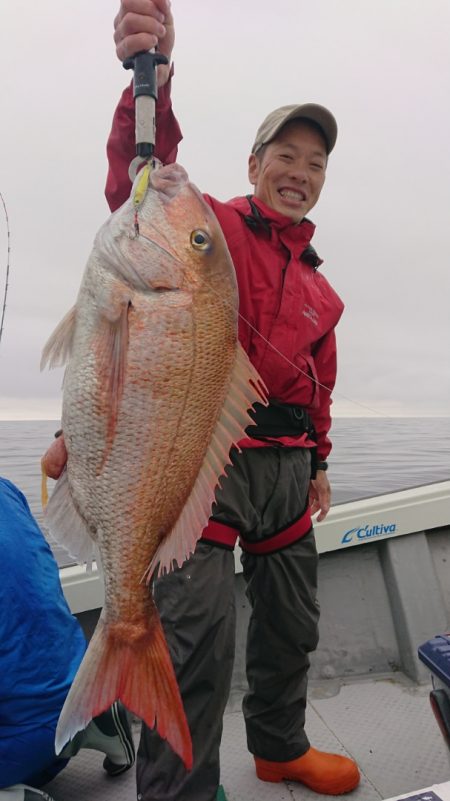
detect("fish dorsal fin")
[148,343,267,578]
[40,306,77,370]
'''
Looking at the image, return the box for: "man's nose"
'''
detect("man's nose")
[288,161,308,181]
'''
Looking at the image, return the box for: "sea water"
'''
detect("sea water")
[1,417,449,566]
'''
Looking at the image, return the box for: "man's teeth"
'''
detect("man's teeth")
[280,190,305,200]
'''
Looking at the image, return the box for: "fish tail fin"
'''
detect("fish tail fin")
[55,613,193,770]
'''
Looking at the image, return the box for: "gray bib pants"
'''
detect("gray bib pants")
[137,447,320,801]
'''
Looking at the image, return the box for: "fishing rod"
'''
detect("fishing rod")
[0,192,11,346]
[123,48,169,181]
[123,48,169,236]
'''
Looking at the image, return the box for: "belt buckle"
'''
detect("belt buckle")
[292,407,305,422]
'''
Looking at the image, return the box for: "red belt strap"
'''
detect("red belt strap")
[240,508,312,554]
[200,519,239,548]
[200,508,312,555]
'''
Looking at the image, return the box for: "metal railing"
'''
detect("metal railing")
[60,480,450,612]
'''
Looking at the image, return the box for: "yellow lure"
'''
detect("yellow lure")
[134,162,151,207]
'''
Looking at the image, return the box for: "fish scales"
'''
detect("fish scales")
[41,163,266,770]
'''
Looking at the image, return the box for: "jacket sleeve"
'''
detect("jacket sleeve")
[105,70,183,212]
[308,327,339,461]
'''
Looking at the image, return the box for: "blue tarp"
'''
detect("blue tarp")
[0,477,86,786]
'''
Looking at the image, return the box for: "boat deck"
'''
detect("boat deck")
[45,481,450,801]
[46,672,450,801]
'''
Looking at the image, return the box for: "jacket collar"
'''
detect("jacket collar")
[229,194,323,269]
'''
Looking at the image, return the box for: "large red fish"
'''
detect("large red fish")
[41,163,266,768]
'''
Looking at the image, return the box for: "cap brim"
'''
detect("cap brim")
[253,103,338,155]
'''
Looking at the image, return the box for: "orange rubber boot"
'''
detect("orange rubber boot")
[255,747,360,795]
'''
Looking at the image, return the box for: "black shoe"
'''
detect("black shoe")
[3,786,56,801]
[101,701,135,776]
[24,790,55,801]
[87,701,135,776]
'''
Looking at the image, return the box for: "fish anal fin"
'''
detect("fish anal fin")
[149,343,268,577]
[41,306,77,370]
[55,612,192,770]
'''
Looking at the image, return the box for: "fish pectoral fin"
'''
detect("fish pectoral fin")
[55,612,192,770]
[45,469,96,567]
[148,343,267,578]
[98,302,131,463]
[41,305,77,370]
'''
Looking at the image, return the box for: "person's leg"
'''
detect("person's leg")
[242,531,320,760]
[236,447,359,794]
[0,723,68,790]
[136,541,236,801]
[59,700,135,775]
[222,447,317,757]
[213,446,317,759]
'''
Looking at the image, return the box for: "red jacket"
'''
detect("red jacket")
[105,80,344,461]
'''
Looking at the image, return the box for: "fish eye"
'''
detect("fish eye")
[190,229,210,250]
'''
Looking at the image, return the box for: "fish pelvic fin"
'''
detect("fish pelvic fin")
[149,343,268,578]
[41,305,77,370]
[44,468,96,567]
[55,612,193,770]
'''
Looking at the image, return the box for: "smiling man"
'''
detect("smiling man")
[248,110,329,223]
[104,2,360,800]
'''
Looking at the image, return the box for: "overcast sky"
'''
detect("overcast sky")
[0,0,449,420]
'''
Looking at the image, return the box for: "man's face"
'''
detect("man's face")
[248,120,327,223]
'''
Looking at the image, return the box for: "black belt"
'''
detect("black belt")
[245,400,316,440]
[245,400,319,478]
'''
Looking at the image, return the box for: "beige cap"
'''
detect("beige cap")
[251,103,338,155]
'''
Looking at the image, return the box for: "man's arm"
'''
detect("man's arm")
[106,0,182,212]
[308,327,340,522]
[309,327,339,462]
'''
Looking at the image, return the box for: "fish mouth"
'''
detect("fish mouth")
[149,163,189,198]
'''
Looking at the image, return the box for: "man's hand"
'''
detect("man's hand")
[41,434,68,481]
[309,470,331,523]
[114,0,175,87]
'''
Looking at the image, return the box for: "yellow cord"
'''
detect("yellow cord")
[41,461,49,510]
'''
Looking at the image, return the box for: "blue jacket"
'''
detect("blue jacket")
[0,477,86,787]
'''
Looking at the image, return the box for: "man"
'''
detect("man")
[103,2,361,799]
[0,477,135,801]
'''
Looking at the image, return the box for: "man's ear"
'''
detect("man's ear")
[248,153,259,186]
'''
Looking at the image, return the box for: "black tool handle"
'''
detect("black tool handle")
[123,50,169,100]
[123,50,169,159]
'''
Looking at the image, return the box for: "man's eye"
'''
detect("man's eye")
[279,153,293,161]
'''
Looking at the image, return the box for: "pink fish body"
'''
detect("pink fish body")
[41,163,266,768]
